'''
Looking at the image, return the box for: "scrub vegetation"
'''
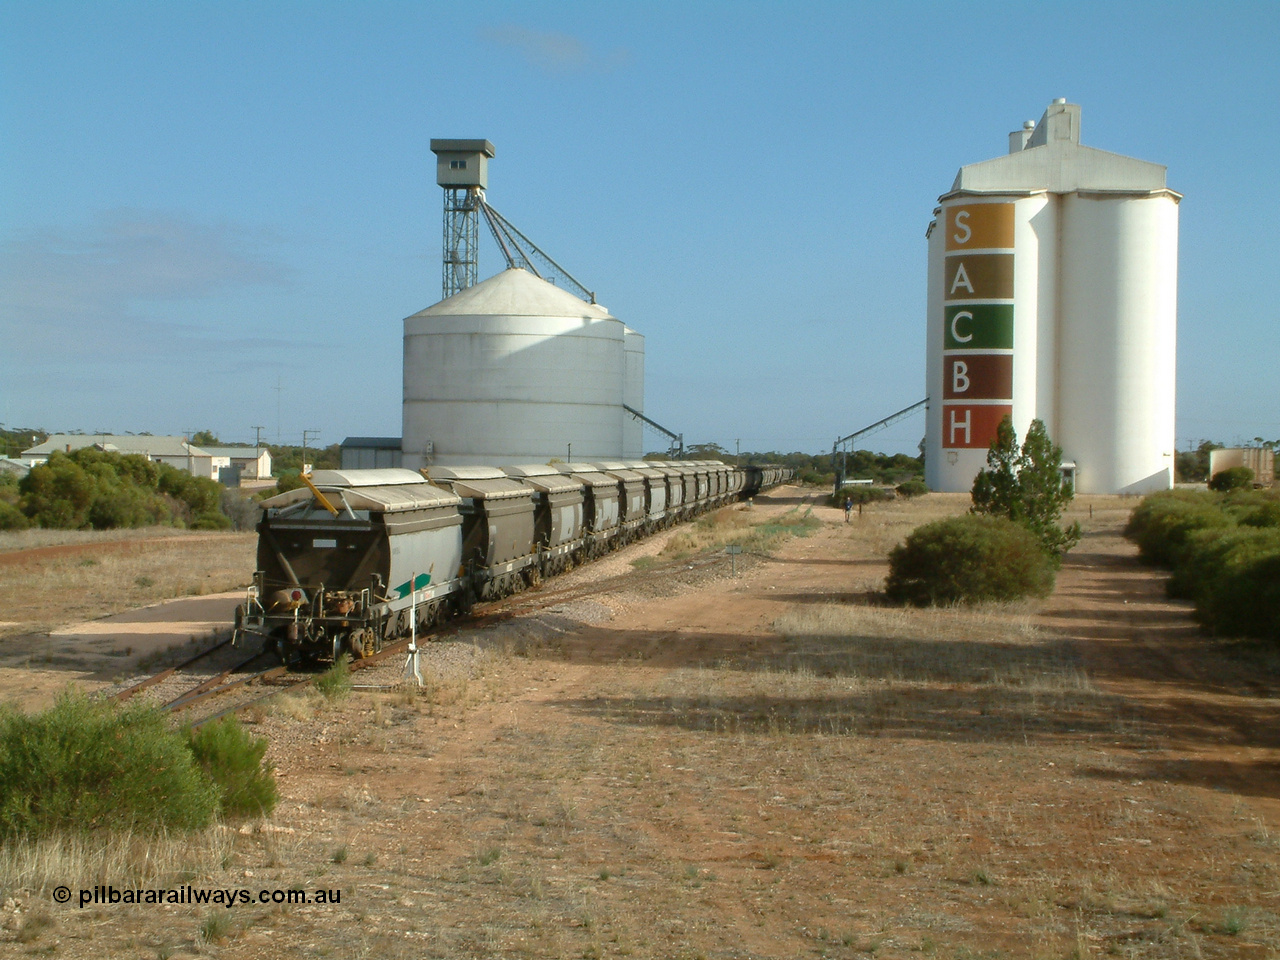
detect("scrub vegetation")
[886,417,1078,606]
[647,444,924,490]
[0,694,276,839]
[1126,487,1280,640]
[659,504,820,560]
[4,448,233,531]
[885,514,1055,606]
[970,417,1080,563]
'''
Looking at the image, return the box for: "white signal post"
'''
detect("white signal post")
[402,576,423,686]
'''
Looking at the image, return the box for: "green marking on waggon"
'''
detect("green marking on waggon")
[395,572,433,598]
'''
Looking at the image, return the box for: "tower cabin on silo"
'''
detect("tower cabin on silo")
[924,99,1180,496]
[431,139,494,189]
[431,139,496,298]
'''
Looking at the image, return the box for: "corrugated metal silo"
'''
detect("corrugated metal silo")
[623,327,645,458]
[402,268,631,467]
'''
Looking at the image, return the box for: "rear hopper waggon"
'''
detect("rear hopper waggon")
[234,461,793,664]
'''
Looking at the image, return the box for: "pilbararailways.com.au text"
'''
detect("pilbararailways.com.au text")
[65,885,341,909]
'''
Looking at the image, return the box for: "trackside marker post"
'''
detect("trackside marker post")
[403,576,423,686]
[726,544,742,577]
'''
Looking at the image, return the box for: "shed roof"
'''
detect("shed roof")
[22,434,211,459]
[201,446,267,459]
[341,436,403,449]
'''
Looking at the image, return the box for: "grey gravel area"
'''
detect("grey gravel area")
[100,630,243,704]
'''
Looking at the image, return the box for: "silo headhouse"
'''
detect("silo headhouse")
[924,100,1180,495]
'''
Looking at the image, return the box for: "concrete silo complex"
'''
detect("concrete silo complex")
[401,267,643,468]
[924,100,1180,495]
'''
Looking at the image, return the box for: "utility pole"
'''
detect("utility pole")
[567,442,572,462]
[183,427,196,476]
[252,425,265,479]
[302,429,321,474]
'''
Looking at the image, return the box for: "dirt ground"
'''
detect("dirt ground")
[2,489,1278,959]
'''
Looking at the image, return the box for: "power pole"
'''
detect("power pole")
[302,429,321,474]
[252,425,265,479]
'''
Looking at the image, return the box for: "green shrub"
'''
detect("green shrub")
[1165,526,1239,600]
[1192,530,1280,640]
[19,453,96,527]
[272,472,306,495]
[16,448,236,530]
[799,470,834,487]
[829,486,893,507]
[86,485,171,530]
[1208,466,1255,492]
[1129,488,1280,642]
[1241,502,1280,528]
[0,694,219,838]
[885,514,1055,606]
[185,717,278,818]
[1225,490,1280,529]
[157,466,223,520]
[1124,490,1231,567]
[0,499,29,530]
[970,417,1079,562]
[315,657,352,700]
[895,479,929,499]
[190,512,234,531]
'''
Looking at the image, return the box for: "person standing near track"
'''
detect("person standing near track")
[843,497,852,523]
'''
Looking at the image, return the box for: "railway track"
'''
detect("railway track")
[116,499,804,725]
[109,635,288,718]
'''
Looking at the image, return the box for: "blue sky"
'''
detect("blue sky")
[2,1,1276,455]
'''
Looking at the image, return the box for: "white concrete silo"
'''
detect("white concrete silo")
[924,100,1179,495]
[1057,194,1178,494]
[402,267,642,467]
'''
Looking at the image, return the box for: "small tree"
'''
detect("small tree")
[971,417,1080,563]
[190,429,220,447]
[1208,466,1254,492]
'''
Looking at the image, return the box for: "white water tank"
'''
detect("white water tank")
[924,100,1179,495]
[403,268,642,467]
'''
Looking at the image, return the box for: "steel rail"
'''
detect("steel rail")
[110,636,233,703]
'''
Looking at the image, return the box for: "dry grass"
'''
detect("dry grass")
[773,602,1092,690]
[0,828,233,894]
[0,526,229,553]
[609,600,1108,743]
[3,493,1277,959]
[0,534,254,637]
[660,502,821,560]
